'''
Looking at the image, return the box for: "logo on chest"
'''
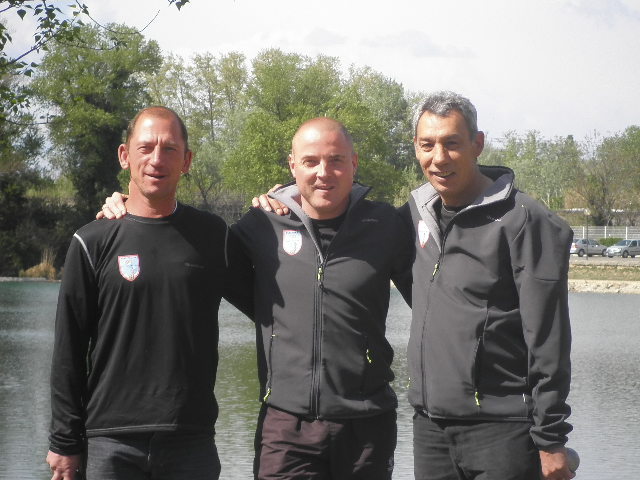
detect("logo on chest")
[418,220,430,248]
[118,255,140,281]
[282,230,302,256]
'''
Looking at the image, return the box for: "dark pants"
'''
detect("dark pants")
[86,431,221,480]
[413,412,539,480]
[255,405,396,479]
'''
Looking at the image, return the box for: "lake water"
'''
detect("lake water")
[0,281,638,479]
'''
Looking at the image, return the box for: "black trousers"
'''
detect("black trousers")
[413,412,539,480]
[255,405,396,480]
[86,431,220,480]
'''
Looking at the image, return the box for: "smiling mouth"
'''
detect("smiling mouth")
[432,171,454,178]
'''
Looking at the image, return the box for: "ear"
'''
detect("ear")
[118,144,130,169]
[473,131,485,157]
[288,154,296,178]
[413,136,420,155]
[351,152,359,173]
[182,150,193,174]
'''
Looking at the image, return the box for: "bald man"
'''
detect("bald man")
[231,117,413,479]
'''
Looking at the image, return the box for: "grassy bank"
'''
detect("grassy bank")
[569,264,640,281]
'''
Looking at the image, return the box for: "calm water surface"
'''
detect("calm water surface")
[0,282,638,479]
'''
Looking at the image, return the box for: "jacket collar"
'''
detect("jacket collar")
[410,165,515,251]
[269,181,371,221]
[411,165,514,212]
[269,181,371,258]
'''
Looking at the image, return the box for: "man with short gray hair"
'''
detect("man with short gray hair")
[404,91,574,480]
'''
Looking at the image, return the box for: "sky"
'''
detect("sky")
[5,0,640,142]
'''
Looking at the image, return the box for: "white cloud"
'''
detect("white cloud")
[3,0,639,138]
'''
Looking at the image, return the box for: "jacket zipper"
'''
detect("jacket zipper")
[263,329,276,402]
[422,205,482,410]
[310,252,326,417]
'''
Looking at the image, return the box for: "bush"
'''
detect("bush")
[18,247,58,280]
[599,237,623,247]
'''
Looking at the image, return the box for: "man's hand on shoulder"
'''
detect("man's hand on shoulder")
[539,446,576,480]
[251,184,289,216]
[46,451,82,480]
[96,192,129,220]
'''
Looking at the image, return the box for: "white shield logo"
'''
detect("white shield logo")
[282,230,302,256]
[418,220,429,248]
[118,255,140,281]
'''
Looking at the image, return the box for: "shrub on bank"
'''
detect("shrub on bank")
[18,248,58,280]
[600,237,623,247]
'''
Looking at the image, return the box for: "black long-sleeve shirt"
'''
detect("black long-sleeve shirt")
[49,204,253,455]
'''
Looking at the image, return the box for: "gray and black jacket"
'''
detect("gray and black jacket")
[402,165,573,449]
[233,182,413,419]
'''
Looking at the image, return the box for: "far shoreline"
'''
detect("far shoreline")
[2,277,640,295]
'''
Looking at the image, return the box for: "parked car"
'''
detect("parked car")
[570,238,607,257]
[605,239,640,258]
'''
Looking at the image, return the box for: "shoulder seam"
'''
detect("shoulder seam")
[73,232,96,274]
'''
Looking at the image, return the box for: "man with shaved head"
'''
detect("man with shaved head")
[231,117,413,479]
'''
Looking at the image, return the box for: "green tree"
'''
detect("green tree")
[0,0,188,115]
[575,131,622,225]
[223,50,342,197]
[31,23,162,223]
[147,52,251,213]
[223,49,415,205]
[587,126,640,224]
[492,131,579,209]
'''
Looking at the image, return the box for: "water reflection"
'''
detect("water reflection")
[0,282,638,479]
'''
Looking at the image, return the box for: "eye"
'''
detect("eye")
[302,159,318,168]
[420,143,434,152]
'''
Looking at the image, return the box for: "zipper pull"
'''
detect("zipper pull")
[432,262,440,279]
[263,388,271,402]
[474,390,481,407]
[366,348,372,364]
[317,265,324,287]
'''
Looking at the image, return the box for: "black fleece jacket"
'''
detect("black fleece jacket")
[233,182,413,419]
[403,165,573,449]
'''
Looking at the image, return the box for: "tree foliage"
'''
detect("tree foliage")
[31,23,162,224]
[220,49,416,205]
[0,0,188,116]
[485,131,580,210]
[574,127,640,225]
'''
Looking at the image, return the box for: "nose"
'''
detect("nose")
[316,160,329,178]
[149,146,163,165]
[431,143,448,165]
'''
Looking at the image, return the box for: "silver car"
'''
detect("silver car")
[570,238,607,257]
[606,239,640,258]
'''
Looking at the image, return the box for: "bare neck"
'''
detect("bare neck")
[126,192,178,218]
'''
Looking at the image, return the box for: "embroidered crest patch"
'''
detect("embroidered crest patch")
[118,255,140,281]
[282,230,302,256]
[418,220,429,248]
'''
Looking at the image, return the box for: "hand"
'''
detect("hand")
[96,192,129,219]
[251,184,289,216]
[539,447,576,480]
[46,451,82,480]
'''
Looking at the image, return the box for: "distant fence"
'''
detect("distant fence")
[570,226,640,239]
